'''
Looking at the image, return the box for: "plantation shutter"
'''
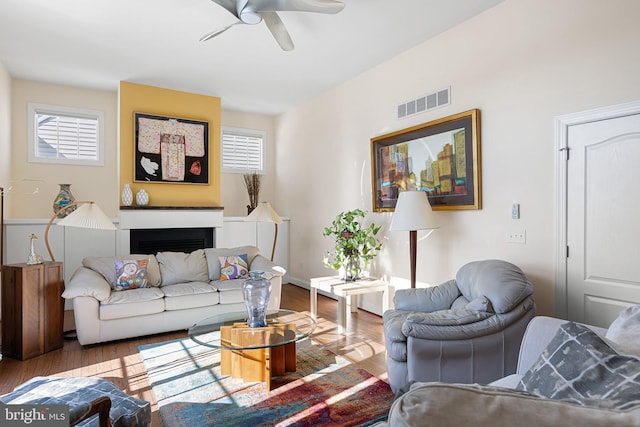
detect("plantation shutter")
[221,128,265,173]
[36,113,99,160]
[28,103,104,166]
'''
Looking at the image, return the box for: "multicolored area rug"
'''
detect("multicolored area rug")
[138,334,393,426]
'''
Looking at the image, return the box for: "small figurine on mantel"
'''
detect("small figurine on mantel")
[27,233,44,265]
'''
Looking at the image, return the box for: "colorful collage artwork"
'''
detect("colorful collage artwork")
[134,113,209,184]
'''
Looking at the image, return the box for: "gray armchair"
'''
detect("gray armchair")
[383,259,536,394]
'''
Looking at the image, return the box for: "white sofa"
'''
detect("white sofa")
[62,245,284,346]
[384,315,640,426]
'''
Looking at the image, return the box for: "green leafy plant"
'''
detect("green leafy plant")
[323,209,383,281]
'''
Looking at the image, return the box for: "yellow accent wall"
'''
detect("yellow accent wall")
[119,81,221,207]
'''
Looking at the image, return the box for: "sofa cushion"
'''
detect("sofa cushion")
[388,382,640,427]
[100,288,165,320]
[83,255,161,287]
[204,246,260,280]
[218,288,244,305]
[606,304,640,357]
[456,259,533,314]
[210,278,245,292]
[114,259,150,291]
[219,254,249,281]
[516,321,640,411]
[157,249,209,286]
[102,287,164,305]
[162,282,220,310]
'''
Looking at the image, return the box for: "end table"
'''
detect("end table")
[1,262,64,360]
[310,276,390,334]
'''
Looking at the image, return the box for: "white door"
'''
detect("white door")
[564,109,640,328]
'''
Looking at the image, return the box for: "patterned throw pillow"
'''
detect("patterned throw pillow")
[114,259,150,291]
[219,254,249,281]
[516,321,640,411]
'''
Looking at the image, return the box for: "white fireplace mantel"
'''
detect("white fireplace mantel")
[118,206,224,256]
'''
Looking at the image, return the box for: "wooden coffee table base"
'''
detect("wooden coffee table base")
[220,322,297,390]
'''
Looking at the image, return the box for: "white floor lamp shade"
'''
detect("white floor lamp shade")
[246,201,282,261]
[45,201,116,262]
[390,191,439,288]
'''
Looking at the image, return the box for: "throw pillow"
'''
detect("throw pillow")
[516,321,640,411]
[156,249,209,286]
[219,254,249,281]
[114,259,149,291]
[606,305,640,357]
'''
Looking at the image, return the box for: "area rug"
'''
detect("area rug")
[138,334,393,426]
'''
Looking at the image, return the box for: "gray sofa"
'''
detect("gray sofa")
[62,245,284,346]
[383,259,536,394]
[384,315,640,426]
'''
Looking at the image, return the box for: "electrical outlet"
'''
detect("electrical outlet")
[507,229,526,244]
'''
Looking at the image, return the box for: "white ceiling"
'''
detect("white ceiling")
[0,0,503,115]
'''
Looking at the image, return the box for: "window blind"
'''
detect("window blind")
[221,129,265,173]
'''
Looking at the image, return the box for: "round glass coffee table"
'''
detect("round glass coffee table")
[188,310,316,390]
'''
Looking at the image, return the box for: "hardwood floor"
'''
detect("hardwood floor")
[0,284,388,426]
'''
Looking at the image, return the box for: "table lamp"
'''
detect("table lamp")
[246,201,282,262]
[389,191,439,288]
[44,201,116,262]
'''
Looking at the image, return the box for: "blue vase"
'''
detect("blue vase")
[242,271,272,327]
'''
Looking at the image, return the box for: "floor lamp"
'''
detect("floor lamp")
[389,191,439,288]
[44,201,116,262]
[246,201,282,262]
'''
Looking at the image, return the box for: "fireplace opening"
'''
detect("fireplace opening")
[130,228,214,254]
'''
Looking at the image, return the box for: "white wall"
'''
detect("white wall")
[220,110,277,217]
[275,0,640,316]
[9,79,119,218]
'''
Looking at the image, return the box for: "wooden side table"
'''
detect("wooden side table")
[220,322,297,390]
[310,276,391,334]
[1,262,64,360]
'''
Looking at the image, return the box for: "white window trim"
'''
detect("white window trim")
[27,102,105,166]
[221,126,266,174]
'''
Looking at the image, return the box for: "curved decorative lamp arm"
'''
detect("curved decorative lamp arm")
[44,201,116,262]
[245,201,283,262]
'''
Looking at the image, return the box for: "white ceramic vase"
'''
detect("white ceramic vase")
[136,189,149,206]
[121,183,133,206]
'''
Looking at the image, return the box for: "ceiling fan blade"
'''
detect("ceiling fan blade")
[249,0,345,14]
[261,12,294,51]
[199,23,238,42]
[209,0,241,17]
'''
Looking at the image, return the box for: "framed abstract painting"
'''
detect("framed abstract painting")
[371,109,481,211]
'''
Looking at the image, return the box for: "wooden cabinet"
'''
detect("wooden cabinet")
[1,262,64,360]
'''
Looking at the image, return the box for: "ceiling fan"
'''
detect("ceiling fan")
[200,0,345,51]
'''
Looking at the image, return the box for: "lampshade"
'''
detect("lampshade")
[57,202,116,230]
[246,201,283,224]
[390,191,439,231]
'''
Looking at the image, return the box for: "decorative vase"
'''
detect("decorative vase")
[343,255,361,282]
[136,189,149,206]
[121,183,133,206]
[242,270,272,327]
[52,183,76,218]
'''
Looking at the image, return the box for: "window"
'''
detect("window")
[28,103,104,166]
[221,127,265,174]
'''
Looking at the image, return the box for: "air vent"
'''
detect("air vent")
[397,87,451,119]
